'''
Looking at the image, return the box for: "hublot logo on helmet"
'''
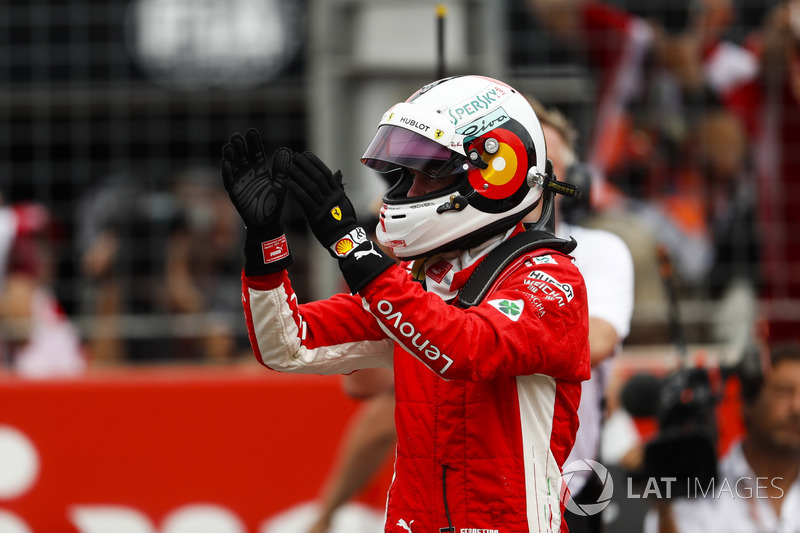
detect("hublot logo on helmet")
[399,117,431,132]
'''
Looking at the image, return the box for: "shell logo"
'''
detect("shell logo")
[335,238,355,256]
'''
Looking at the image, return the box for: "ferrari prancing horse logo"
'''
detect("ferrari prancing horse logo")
[331,206,342,220]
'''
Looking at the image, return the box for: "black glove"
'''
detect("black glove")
[221,128,293,276]
[287,151,394,293]
[286,151,361,253]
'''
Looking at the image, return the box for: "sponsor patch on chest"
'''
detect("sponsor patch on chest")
[523,270,574,307]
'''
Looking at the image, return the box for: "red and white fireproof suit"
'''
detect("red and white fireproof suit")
[241,228,590,533]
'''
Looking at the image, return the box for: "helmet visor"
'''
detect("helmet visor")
[361,125,466,178]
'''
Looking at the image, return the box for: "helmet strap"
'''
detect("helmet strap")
[529,189,557,234]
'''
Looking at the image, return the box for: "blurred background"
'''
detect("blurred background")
[0,0,798,531]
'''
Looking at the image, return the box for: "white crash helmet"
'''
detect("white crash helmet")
[361,75,547,260]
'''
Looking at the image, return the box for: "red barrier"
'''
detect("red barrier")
[0,365,386,532]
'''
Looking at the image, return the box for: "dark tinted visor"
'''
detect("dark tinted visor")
[361,125,468,177]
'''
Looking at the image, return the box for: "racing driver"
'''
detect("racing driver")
[221,75,590,533]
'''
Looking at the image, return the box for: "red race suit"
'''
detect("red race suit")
[241,228,590,533]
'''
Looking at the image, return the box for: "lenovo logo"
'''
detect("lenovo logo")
[375,300,454,374]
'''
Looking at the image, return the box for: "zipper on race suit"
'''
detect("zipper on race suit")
[439,463,456,533]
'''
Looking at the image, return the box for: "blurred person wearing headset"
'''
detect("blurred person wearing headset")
[524,99,634,533]
[222,75,590,533]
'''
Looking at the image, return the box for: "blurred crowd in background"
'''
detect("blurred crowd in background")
[0,0,798,375]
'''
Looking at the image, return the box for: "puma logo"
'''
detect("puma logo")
[354,243,381,260]
[397,519,414,533]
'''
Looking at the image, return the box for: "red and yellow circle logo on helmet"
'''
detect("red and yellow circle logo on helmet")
[468,128,528,200]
